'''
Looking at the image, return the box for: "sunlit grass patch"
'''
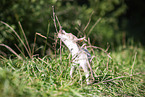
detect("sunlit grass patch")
[0,45,145,96]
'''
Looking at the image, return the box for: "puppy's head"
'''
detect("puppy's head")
[58,30,86,43]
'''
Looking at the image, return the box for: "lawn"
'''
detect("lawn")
[0,45,145,97]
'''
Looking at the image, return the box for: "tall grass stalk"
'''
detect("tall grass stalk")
[0,44,22,59]
[18,22,32,57]
[87,17,101,36]
[0,21,32,59]
[131,52,137,75]
[43,22,50,56]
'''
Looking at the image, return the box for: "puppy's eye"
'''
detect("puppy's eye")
[70,48,73,51]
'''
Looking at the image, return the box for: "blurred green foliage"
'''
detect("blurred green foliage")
[0,0,128,56]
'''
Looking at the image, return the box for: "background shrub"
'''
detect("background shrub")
[0,0,145,56]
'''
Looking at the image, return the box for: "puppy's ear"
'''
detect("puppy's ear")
[77,37,87,42]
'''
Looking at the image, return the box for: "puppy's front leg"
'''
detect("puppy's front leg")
[70,65,75,78]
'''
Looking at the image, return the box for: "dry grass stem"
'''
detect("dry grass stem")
[14,44,26,58]
[52,6,63,61]
[18,22,32,56]
[87,60,95,82]
[0,55,7,59]
[87,45,112,59]
[87,38,95,55]
[32,33,37,56]
[0,50,7,57]
[0,21,32,58]
[83,11,94,32]
[52,6,58,33]
[87,17,101,36]
[0,44,22,59]
[56,15,62,31]
[36,32,47,39]
[94,75,133,85]
[75,27,83,37]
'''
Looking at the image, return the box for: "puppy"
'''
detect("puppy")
[58,30,94,85]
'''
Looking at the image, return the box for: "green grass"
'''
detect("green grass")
[0,45,145,97]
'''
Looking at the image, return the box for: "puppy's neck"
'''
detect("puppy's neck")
[62,40,80,56]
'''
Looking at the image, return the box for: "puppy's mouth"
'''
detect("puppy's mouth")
[58,29,65,38]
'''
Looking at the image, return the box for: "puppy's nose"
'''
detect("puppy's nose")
[61,30,66,34]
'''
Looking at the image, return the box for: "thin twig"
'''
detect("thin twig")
[56,15,62,31]
[0,50,7,57]
[88,38,95,55]
[56,15,63,63]
[83,11,94,32]
[81,43,87,48]
[54,38,58,60]
[87,60,95,82]
[59,40,62,63]
[36,32,47,39]
[52,6,58,33]
[75,27,83,37]
[87,17,101,36]
[52,6,63,62]
[38,57,50,66]
[0,55,7,59]
[86,45,112,59]
[105,43,110,52]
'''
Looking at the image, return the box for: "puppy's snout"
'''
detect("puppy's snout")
[60,30,66,34]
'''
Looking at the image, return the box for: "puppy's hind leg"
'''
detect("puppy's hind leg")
[80,63,90,85]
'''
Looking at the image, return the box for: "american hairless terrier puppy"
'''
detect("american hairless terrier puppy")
[58,30,94,85]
